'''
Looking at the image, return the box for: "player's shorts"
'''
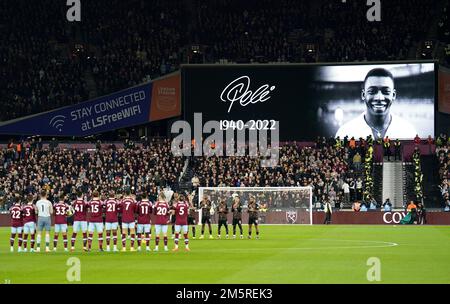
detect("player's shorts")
[54,224,68,233]
[154,224,168,235]
[105,222,119,230]
[37,216,51,231]
[188,217,196,225]
[218,219,228,226]
[88,222,104,232]
[23,222,36,234]
[11,226,23,234]
[122,221,135,229]
[137,224,151,234]
[201,216,211,224]
[73,221,88,232]
[248,217,259,225]
[175,225,188,233]
[232,218,242,226]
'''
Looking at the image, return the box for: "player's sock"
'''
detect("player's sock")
[155,236,160,247]
[31,234,35,249]
[184,233,189,247]
[106,231,111,246]
[18,234,23,247]
[137,233,142,247]
[53,233,59,248]
[145,233,150,245]
[131,234,135,248]
[192,226,196,237]
[239,224,243,235]
[225,225,229,234]
[45,234,50,249]
[98,233,103,250]
[23,234,28,249]
[113,231,118,246]
[82,233,88,247]
[63,234,68,249]
[10,233,15,247]
[71,233,77,247]
[174,233,179,246]
[37,234,41,248]
[122,233,127,248]
[88,233,93,249]
[163,236,168,247]
[233,226,236,235]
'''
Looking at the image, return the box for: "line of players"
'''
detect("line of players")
[198,194,260,240]
[9,189,190,252]
[9,190,260,253]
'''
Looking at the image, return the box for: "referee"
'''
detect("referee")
[36,190,53,252]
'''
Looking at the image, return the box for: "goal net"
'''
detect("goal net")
[198,186,313,225]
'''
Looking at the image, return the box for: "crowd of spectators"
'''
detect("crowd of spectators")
[317,0,435,62]
[0,138,184,211]
[0,1,88,121]
[436,133,450,211]
[2,0,446,122]
[80,0,184,95]
[1,0,182,121]
[193,0,311,63]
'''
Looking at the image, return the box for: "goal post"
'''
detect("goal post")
[198,186,313,225]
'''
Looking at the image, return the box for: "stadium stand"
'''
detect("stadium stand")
[1,0,448,122]
[0,1,89,121]
[0,0,448,212]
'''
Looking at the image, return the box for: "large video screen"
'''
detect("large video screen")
[182,62,435,141]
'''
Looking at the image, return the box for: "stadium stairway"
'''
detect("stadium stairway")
[372,163,383,206]
[421,155,442,208]
[382,158,404,208]
[178,157,194,192]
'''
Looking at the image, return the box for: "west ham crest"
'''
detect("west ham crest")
[286,210,297,224]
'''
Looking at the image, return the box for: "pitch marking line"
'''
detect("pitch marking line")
[206,239,399,251]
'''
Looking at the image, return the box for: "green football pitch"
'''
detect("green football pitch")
[1,225,449,284]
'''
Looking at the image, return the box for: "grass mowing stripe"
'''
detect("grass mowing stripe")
[0,225,449,283]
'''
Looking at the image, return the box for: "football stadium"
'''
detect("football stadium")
[0,0,450,287]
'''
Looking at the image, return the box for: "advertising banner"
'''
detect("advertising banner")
[0,73,181,136]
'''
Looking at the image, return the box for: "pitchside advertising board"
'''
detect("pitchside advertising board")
[182,62,437,141]
[0,73,181,136]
